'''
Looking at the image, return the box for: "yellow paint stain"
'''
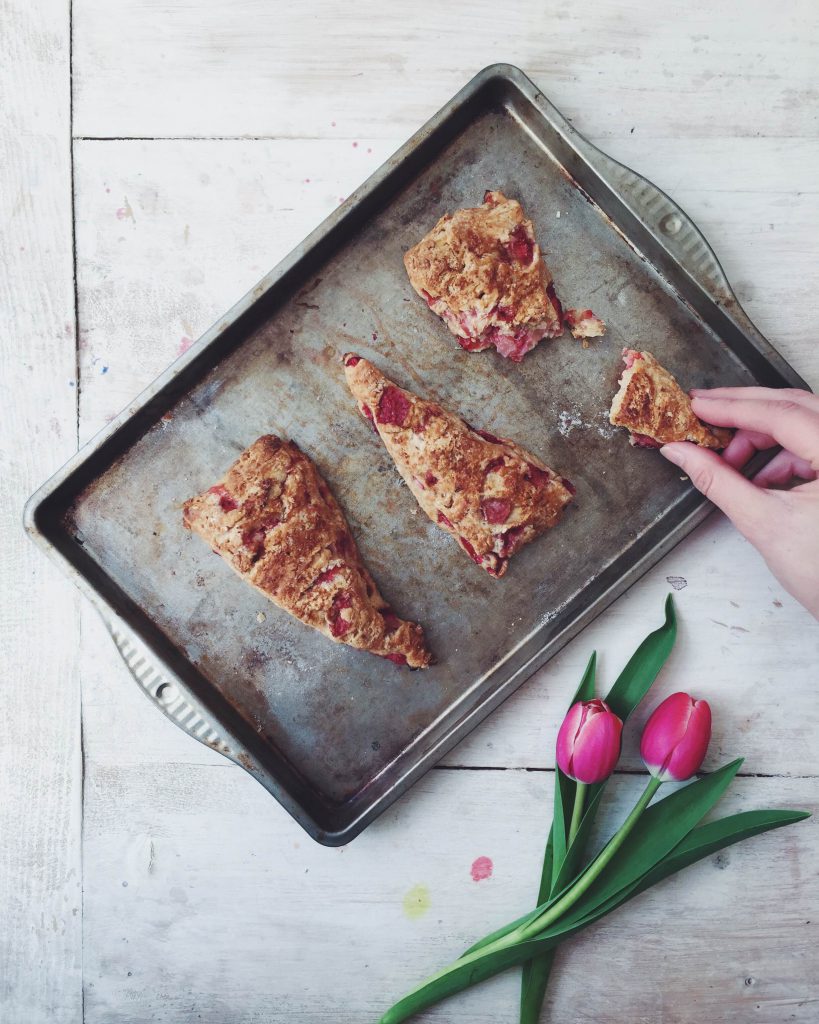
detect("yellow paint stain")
[402,884,431,920]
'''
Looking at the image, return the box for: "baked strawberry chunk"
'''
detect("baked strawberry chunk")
[377,386,411,427]
[329,591,353,636]
[209,484,238,512]
[482,498,511,524]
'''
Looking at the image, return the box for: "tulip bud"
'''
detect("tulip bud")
[640,692,712,782]
[556,699,623,784]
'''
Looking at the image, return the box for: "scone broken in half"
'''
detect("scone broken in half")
[183,435,431,668]
[403,190,564,363]
[610,349,733,449]
[343,354,575,578]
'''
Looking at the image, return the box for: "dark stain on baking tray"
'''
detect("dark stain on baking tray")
[24,65,808,845]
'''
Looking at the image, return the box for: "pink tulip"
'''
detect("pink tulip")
[556,699,623,784]
[640,692,712,782]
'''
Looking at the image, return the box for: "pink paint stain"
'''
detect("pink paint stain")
[470,856,493,882]
[372,331,378,341]
[352,141,358,148]
[178,336,194,355]
[367,147,372,154]
[331,120,336,127]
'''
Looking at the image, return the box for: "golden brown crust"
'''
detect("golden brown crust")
[343,354,574,577]
[609,350,733,449]
[183,436,431,668]
[403,190,563,362]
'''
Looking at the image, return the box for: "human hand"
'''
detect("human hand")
[659,387,819,620]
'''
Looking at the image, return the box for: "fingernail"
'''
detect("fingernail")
[659,443,686,466]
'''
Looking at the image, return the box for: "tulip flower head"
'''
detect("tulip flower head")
[556,699,623,785]
[641,692,712,782]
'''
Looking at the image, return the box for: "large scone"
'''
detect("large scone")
[343,355,575,578]
[610,349,733,449]
[403,190,564,362]
[183,436,431,668]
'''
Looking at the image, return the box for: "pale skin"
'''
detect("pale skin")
[659,387,819,621]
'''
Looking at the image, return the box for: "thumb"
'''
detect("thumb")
[660,442,773,538]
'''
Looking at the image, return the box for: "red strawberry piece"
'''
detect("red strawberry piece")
[343,353,361,367]
[420,289,436,307]
[505,225,534,263]
[314,565,344,586]
[623,349,642,369]
[437,511,453,529]
[329,591,353,637]
[483,190,498,205]
[546,282,564,322]
[377,386,411,427]
[241,515,280,553]
[482,498,512,524]
[384,652,407,665]
[499,526,525,557]
[475,428,502,444]
[424,471,437,487]
[561,477,577,495]
[496,305,515,323]
[208,484,238,512]
[361,403,377,432]
[631,433,661,449]
[382,609,402,633]
[525,464,552,486]
[459,536,483,564]
[484,457,505,475]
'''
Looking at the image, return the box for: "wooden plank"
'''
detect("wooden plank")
[74,137,819,776]
[82,764,818,1023]
[72,0,818,141]
[0,0,82,1019]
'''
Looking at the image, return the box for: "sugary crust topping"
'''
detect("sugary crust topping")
[609,350,733,450]
[182,435,431,668]
[403,190,563,361]
[343,355,574,577]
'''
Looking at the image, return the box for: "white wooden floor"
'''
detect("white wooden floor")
[3,1,819,1021]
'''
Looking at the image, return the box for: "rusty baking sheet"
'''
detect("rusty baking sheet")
[25,65,807,844]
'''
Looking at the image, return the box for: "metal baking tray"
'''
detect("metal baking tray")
[25,65,807,845]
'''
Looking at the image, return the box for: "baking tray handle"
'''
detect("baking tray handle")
[102,610,252,768]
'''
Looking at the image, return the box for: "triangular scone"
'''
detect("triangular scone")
[183,436,431,668]
[343,355,575,578]
[403,190,564,363]
[610,349,733,449]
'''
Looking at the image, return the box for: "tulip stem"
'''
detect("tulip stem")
[568,782,587,845]
[516,776,663,942]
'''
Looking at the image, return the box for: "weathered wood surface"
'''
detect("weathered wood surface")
[0,1,82,1021]
[4,1,819,1021]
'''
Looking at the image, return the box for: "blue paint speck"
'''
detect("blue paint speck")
[68,380,75,387]
[101,365,109,375]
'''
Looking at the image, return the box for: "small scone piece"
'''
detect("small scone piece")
[610,349,733,449]
[183,436,431,668]
[343,354,574,578]
[564,308,606,342]
[403,190,564,363]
